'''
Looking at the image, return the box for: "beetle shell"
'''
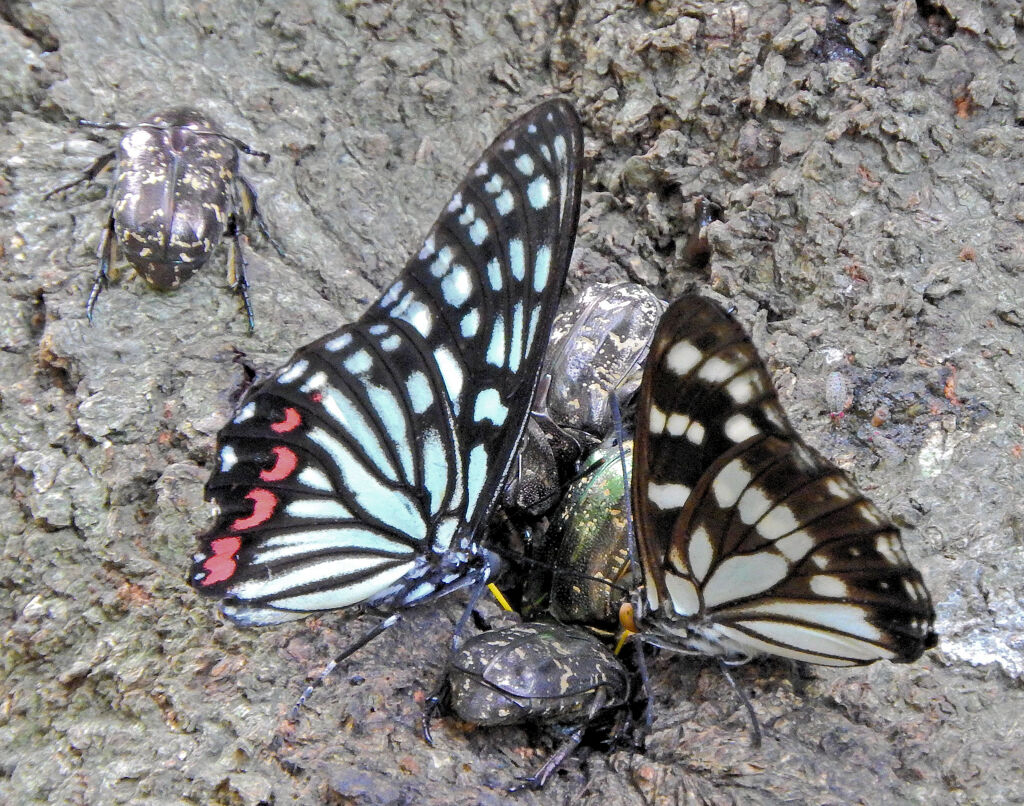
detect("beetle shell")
[502,283,664,517]
[525,441,636,633]
[448,623,629,727]
[542,283,666,439]
[112,109,242,289]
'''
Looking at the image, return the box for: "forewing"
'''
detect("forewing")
[634,295,936,665]
[189,100,583,625]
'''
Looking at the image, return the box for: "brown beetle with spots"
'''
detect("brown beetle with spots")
[46,108,283,330]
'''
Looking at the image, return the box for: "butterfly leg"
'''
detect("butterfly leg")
[421,574,497,745]
[716,658,762,748]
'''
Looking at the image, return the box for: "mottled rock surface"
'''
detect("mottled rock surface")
[2,0,1022,803]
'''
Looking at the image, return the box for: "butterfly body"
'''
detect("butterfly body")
[189,100,584,626]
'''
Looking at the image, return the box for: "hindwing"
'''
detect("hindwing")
[633,295,936,666]
[189,100,584,625]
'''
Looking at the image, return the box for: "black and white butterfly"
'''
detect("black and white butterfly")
[188,100,584,627]
[627,294,936,666]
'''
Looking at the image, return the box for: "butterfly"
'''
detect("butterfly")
[188,99,584,627]
[626,294,936,666]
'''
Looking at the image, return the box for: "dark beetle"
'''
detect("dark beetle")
[446,623,630,790]
[502,283,665,518]
[46,108,283,330]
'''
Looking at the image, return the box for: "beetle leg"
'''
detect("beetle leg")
[86,212,116,323]
[238,175,285,257]
[43,150,116,201]
[511,688,612,792]
[226,225,256,332]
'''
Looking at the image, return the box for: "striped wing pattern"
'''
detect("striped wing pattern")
[189,100,583,626]
[633,295,936,666]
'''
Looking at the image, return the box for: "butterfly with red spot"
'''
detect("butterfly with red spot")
[188,99,584,626]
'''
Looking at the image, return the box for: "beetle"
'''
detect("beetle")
[502,282,665,519]
[444,622,631,791]
[522,439,639,639]
[45,108,283,330]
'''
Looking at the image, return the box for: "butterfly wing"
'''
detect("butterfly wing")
[633,295,936,665]
[189,100,584,626]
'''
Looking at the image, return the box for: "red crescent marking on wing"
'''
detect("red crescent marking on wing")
[311,391,323,403]
[270,407,301,433]
[201,535,242,586]
[260,446,298,482]
[231,488,277,530]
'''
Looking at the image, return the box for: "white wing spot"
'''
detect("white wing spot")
[527,176,551,209]
[417,234,435,260]
[278,359,309,384]
[441,264,472,307]
[756,505,800,540]
[233,402,255,423]
[509,302,524,373]
[875,533,901,564]
[469,218,488,245]
[703,553,789,608]
[458,204,475,227]
[509,238,525,281]
[699,356,739,383]
[220,445,237,472]
[434,347,464,413]
[665,573,700,616]
[688,526,714,582]
[810,576,849,598]
[474,161,488,176]
[460,309,480,338]
[473,388,508,426]
[484,174,503,194]
[495,189,514,216]
[554,135,567,159]
[726,371,761,403]
[502,139,515,151]
[665,412,691,436]
[774,529,814,560]
[515,154,534,174]
[737,485,772,525]
[533,245,551,293]
[712,459,751,508]
[447,192,462,213]
[665,340,702,375]
[486,314,506,367]
[648,481,692,510]
[649,406,667,434]
[297,467,333,492]
[380,334,401,352]
[429,246,454,278]
[324,333,353,352]
[405,370,433,415]
[343,350,372,375]
[487,258,503,291]
[724,413,760,443]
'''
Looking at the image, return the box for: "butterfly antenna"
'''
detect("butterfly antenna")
[716,658,763,747]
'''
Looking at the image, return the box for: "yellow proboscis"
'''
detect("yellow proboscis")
[487,583,513,613]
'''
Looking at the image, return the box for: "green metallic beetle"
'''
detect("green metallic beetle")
[46,108,283,330]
